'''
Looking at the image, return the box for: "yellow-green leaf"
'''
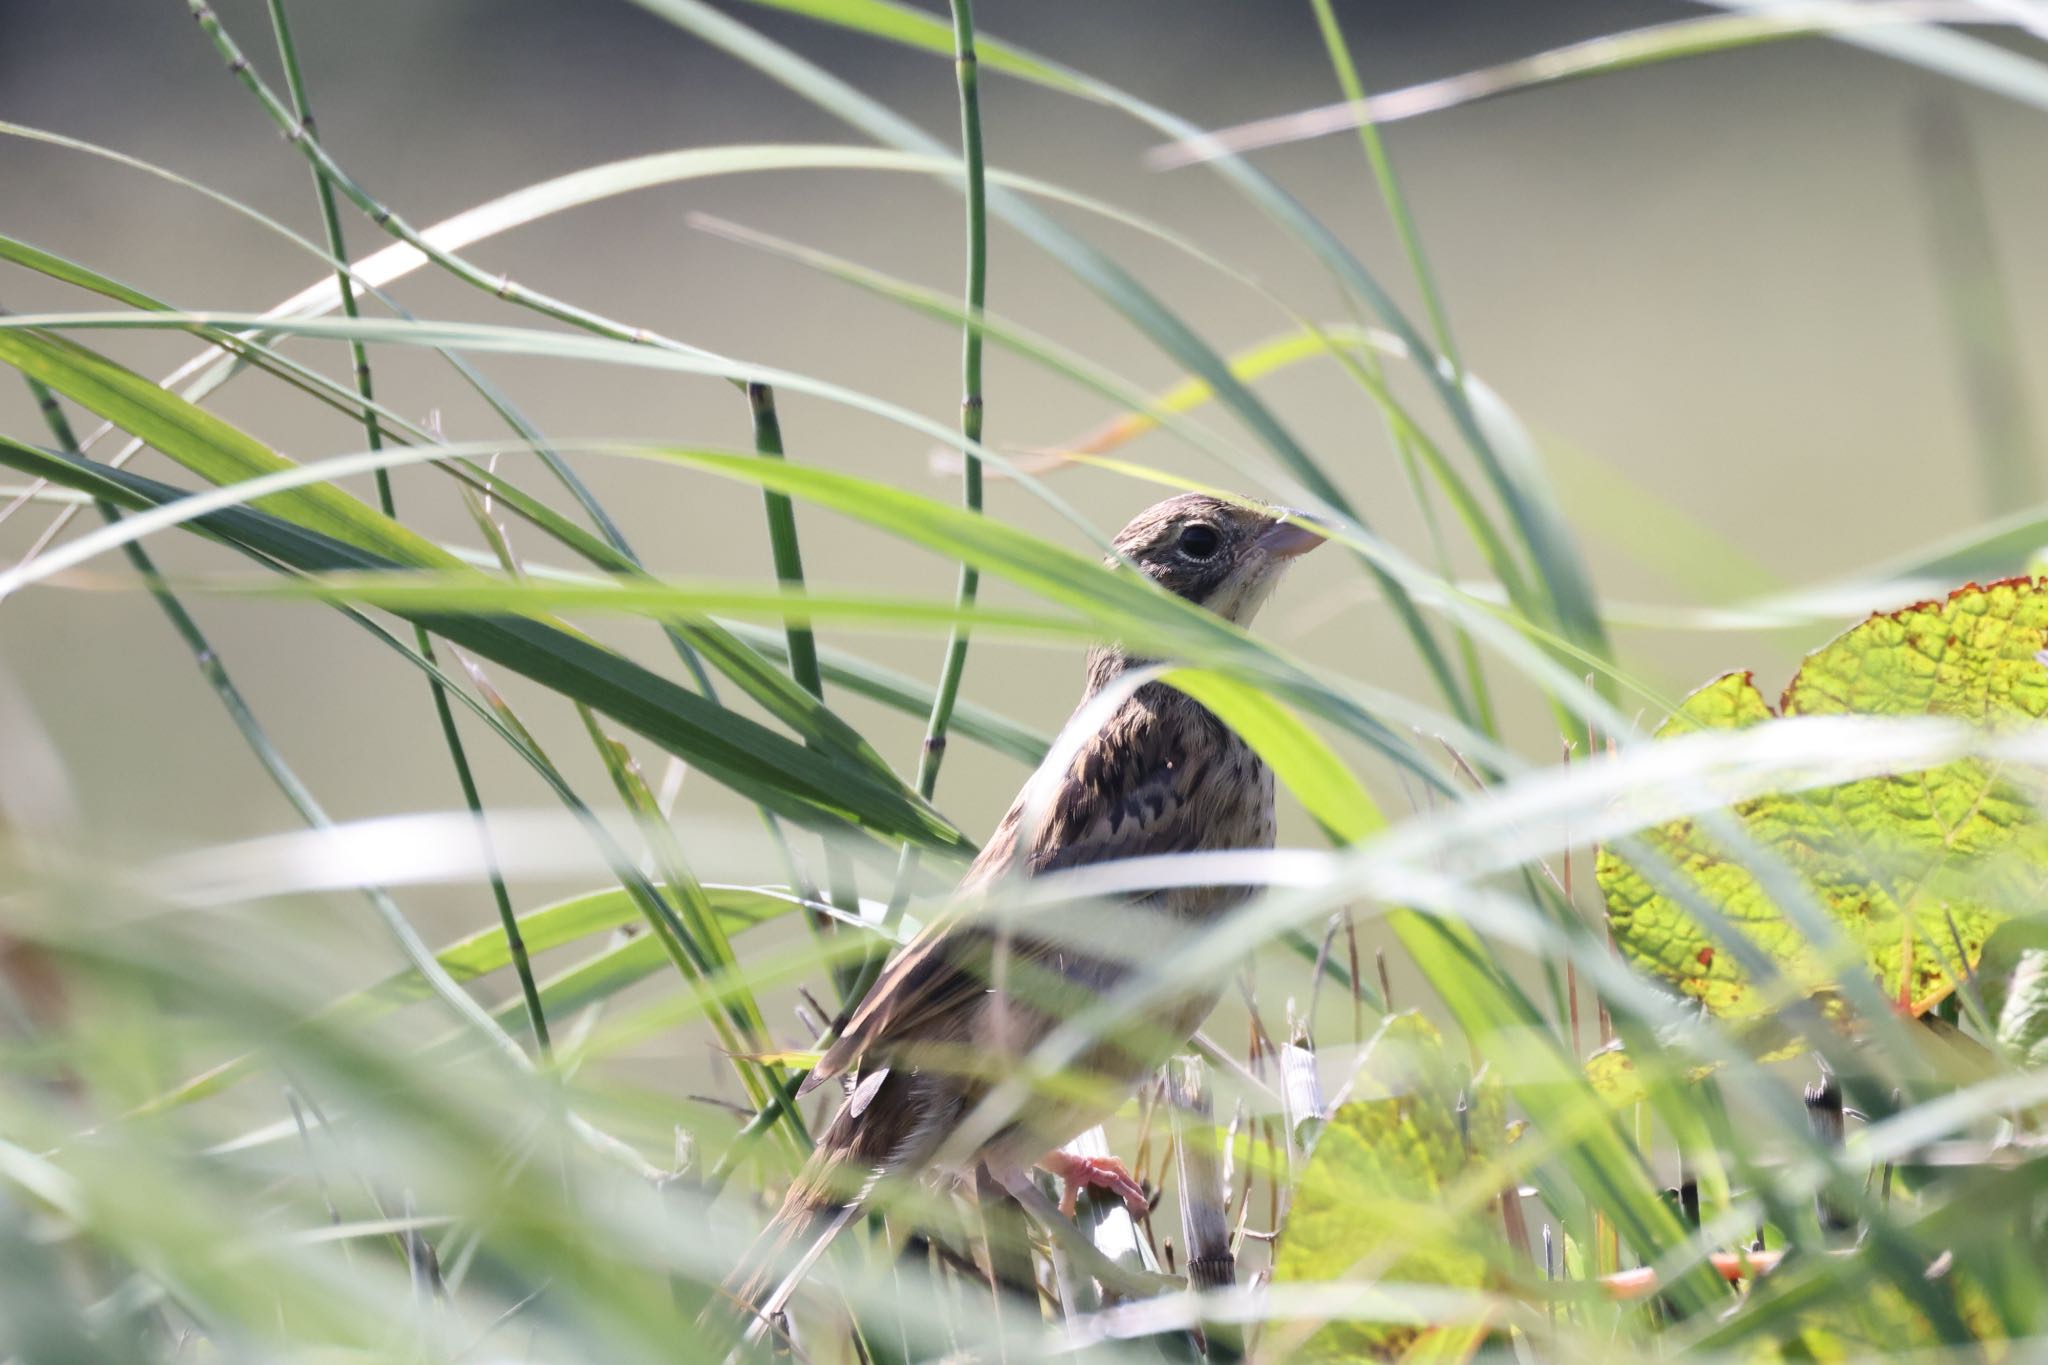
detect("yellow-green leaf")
[1742,1274,2001,1362]
[1272,1014,1505,1362]
[1599,579,2048,1019]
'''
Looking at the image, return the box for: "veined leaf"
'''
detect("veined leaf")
[1600,579,2048,1018]
[1272,1014,1506,1362]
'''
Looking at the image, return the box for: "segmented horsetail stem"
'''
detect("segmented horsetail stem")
[908,0,989,806]
[857,0,993,999]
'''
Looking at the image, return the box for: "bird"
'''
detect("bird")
[718,491,1325,1331]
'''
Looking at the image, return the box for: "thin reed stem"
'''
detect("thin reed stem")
[1303,0,1497,735]
[745,382,862,998]
[850,0,992,1006]
[745,383,822,696]
[262,0,547,1056]
[909,0,989,809]
[213,0,825,1074]
[193,0,729,706]
[189,1,718,378]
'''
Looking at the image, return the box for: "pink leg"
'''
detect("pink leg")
[1039,1149,1149,1219]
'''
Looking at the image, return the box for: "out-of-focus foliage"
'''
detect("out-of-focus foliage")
[1271,1015,1506,1362]
[6,0,2048,1360]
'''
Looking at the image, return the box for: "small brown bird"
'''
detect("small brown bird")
[722,492,1324,1325]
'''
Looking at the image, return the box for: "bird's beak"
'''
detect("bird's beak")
[1257,509,1328,560]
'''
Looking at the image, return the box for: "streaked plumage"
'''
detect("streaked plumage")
[721,493,1323,1323]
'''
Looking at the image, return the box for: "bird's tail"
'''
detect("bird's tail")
[703,1070,914,1349]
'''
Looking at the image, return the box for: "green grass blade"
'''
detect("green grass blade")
[717,619,1049,765]
[0,435,968,854]
[628,0,1474,726]
[1149,5,1992,162]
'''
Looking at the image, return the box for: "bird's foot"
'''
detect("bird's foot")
[987,1162,1183,1300]
[1040,1150,1149,1219]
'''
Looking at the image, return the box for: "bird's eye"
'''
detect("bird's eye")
[1177,523,1222,560]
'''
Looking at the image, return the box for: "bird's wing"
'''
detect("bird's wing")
[806,691,1214,1090]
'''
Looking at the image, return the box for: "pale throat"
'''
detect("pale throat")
[1079,560,1284,699]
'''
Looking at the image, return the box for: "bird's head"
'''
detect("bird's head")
[1082,493,1326,695]
[1109,492,1326,626]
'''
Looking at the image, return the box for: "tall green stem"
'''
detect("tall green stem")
[913,0,989,806]
[747,381,862,997]
[849,0,991,1007]
[262,0,546,1055]
[746,383,823,695]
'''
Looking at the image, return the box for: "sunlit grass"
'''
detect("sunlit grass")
[3,1,2048,1361]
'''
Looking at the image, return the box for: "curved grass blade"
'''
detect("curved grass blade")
[9,437,824,1156]
[1705,0,2048,115]
[0,327,950,828]
[716,619,1049,765]
[697,0,1614,690]
[0,310,1656,778]
[170,573,1088,638]
[1156,667,1717,1307]
[1149,3,1993,164]
[143,883,799,1111]
[0,268,887,797]
[0,433,968,854]
[264,0,546,1056]
[627,0,1474,726]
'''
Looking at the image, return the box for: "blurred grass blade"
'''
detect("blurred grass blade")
[0,260,919,809]
[428,885,790,989]
[1147,3,1993,164]
[1707,0,2048,115]
[1915,98,2039,515]
[145,884,801,1111]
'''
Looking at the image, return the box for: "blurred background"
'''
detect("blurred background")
[2,0,2043,1011]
